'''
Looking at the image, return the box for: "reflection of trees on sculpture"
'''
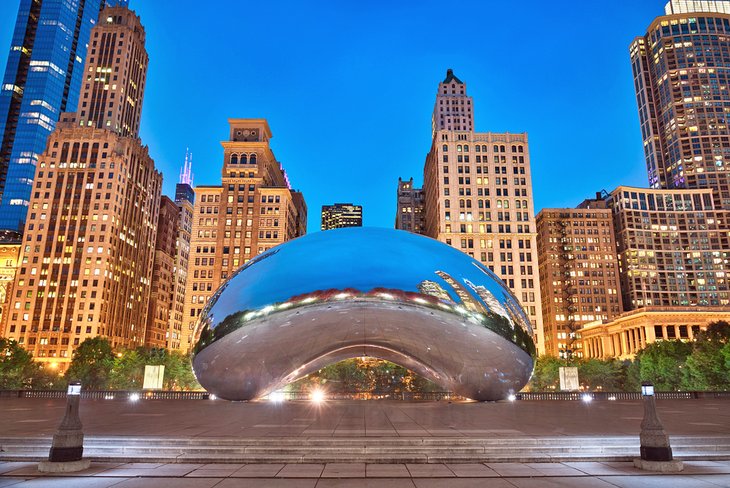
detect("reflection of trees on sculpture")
[288,358,441,394]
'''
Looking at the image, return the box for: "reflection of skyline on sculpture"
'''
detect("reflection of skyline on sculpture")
[193,228,535,402]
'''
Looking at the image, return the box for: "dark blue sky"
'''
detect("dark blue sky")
[0,1,661,231]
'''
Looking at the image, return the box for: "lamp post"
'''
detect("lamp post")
[633,382,683,472]
[38,381,90,473]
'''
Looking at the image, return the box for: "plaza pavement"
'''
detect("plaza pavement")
[1,398,730,485]
[1,459,730,487]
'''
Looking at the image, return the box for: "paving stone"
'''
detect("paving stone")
[321,463,366,478]
[216,480,317,487]
[365,464,411,478]
[405,464,455,478]
[231,464,285,477]
[445,463,499,477]
[597,475,721,488]
[276,464,325,478]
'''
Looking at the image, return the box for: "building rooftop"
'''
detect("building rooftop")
[442,69,463,84]
[664,0,730,15]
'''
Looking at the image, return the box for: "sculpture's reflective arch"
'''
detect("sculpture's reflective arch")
[192,228,536,401]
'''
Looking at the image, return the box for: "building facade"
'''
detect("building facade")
[606,186,729,310]
[321,203,362,230]
[145,196,178,348]
[422,70,544,352]
[0,230,22,331]
[2,5,162,367]
[181,119,307,351]
[395,177,425,233]
[169,156,194,350]
[0,0,105,232]
[536,208,623,358]
[581,306,730,360]
[631,0,730,209]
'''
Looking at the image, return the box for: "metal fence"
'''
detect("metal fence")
[0,389,728,401]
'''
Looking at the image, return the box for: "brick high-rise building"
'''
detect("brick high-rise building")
[321,203,362,230]
[181,119,306,351]
[145,196,178,348]
[395,177,425,234]
[0,0,105,231]
[2,4,162,367]
[536,207,623,358]
[422,69,544,352]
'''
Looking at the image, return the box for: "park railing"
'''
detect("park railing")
[0,389,728,401]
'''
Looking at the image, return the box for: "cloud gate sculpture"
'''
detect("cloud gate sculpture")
[192,228,536,401]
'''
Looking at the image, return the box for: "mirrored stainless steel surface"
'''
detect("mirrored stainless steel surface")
[192,227,536,401]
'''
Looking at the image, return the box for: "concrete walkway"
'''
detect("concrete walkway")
[1,398,728,438]
[2,460,730,487]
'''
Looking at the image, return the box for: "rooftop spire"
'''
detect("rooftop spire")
[179,148,194,186]
[443,68,463,84]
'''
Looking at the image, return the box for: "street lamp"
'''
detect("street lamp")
[633,382,683,472]
[38,381,90,472]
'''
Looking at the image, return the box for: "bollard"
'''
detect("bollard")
[38,381,91,473]
[633,382,683,472]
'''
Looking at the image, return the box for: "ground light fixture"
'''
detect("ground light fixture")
[581,393,593,403]
[269,391,285,403]
[128,393,140,402]
[310,388,325,404]
[507,394,517,402]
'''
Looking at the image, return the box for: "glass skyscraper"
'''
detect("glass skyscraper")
[0,0,104,231]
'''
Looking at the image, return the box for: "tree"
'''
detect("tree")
[636,340,692,391]
[576,358,626,391]
[0,338,39,389]
[698,320,730,343]
[109,349,145,390]
[527,355,562,391]
[681,339,730,390]
[65,337,115,389]
[163,351,200,391]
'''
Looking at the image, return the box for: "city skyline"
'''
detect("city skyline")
[0,1,661,232]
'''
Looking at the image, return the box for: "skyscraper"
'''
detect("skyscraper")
[2,4,162,367]
[321,203,363,230]
[422,70,544,352]
[395,177,425,234]
[631,0,730,209]
[0,0,105,232]
[181,119,307,351]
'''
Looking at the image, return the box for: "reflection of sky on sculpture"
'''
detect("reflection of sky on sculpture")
[204,227,533,336]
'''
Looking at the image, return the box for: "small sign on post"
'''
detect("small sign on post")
[559,367,579,391]
[143,365,165,390]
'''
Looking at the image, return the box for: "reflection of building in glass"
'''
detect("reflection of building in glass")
[0,230,21,330]
[395,178,425,234]
[463,278,509,320]
[417,280,451,302]
[0,0,105,231]
[321,203,363,230]
[434,270,483,313]
[182,119,307,352]
[421,69,543,353]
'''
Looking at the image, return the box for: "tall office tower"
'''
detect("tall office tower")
[168,153,194,350]
[432,69,474,134]
[2,5,162,367]
[631,0,730,209]
[145,196,178,348]
[536,207,623,358]
[0,0,105,232]
[321,203,363,230]
[422,70,544,352]
[181,119,307,351]
[395,177,425,233]
[606,186,729,309]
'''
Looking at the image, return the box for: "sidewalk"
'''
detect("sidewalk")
[2,460,730,487]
